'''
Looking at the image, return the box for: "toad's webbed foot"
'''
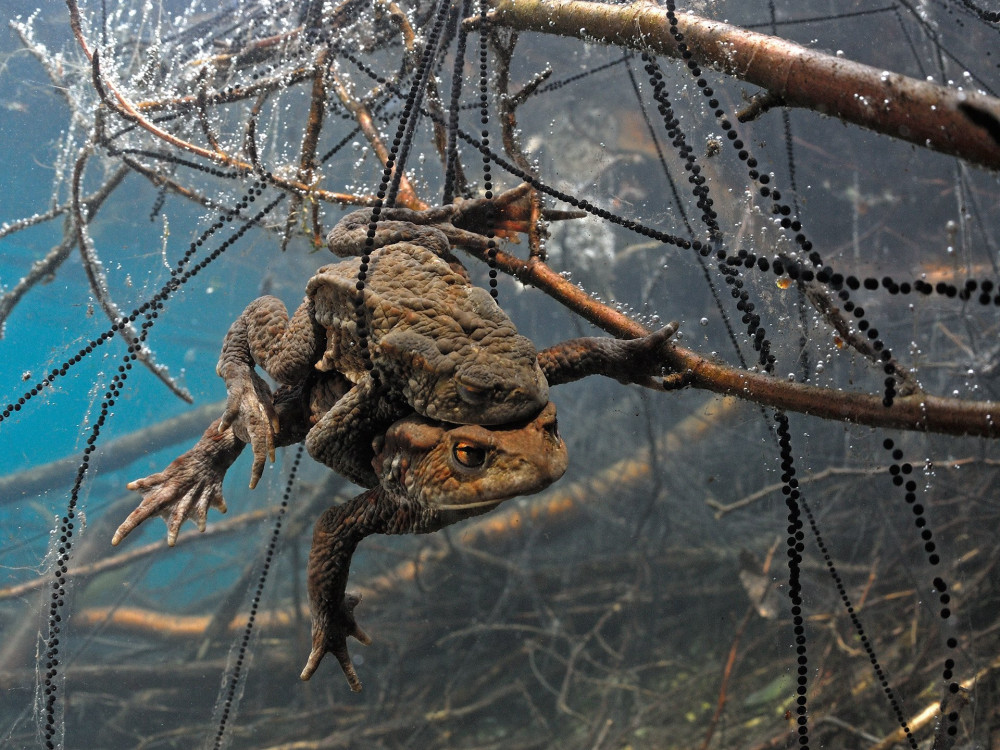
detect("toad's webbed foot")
[116,418,245,546]
[117,385,316,547]
[300,592,372,690]
[218,367,278,489]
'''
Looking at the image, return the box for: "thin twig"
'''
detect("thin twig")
[700,605,755,750]
[492,30,547,259]
[0,165,128,335]
[70,146,193,402]
[282,46,330,251]
[328,67,426,209]
[798,273,919,395]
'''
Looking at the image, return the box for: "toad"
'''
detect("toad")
[302,400,569,691]
[115,321,679,547]
[116,185,683,689]
[116,373,568,692]
[216,186,674,491]
[217,191,550,490]
[117,318,678,688]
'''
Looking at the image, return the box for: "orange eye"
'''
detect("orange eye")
[453,442,487,467]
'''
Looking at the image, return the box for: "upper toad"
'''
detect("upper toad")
[217,191,549,489]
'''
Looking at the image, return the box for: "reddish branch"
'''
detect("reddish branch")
[329,69,428,209]
[283,47,332,250]
[487,0,1000,171]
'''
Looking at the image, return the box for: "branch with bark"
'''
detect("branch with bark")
[485,0,1000,170]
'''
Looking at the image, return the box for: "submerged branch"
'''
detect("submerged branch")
[477,246,1000,439]
[486,0,1000,170]
[0,165,128,336]
[0,401,222,502]
[70,147,193,402]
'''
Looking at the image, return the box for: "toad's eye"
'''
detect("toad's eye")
[453,442,487,468]
[456,381,488,405]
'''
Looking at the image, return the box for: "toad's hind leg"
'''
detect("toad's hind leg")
[327,216,453,259]
[301,490,380,691]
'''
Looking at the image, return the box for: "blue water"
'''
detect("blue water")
[2,1,1000,748]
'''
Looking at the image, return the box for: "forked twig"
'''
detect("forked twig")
[282,47,331,251]
[70,147,192,402]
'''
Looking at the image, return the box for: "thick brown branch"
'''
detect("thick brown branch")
[0,401,222,503]
[487,0,1000,170]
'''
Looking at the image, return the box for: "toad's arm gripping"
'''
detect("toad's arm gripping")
[117,384,312,546]
[538,322,679,387]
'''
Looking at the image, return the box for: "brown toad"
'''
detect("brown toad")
[115,319,679,547]
[301,400,569,690]
[116,187,682,689]
[115,373,567,693]
[217,192,549,490]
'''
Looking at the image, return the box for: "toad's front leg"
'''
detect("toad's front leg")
[115,417,244,547]
[301,490,447,690]
[217,296,324,487]
[538,322,680,388]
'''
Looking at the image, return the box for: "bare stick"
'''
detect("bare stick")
[0,401,222,503]
[492,31,547,259]
[329,68,427,209]
[87,48,363,206]
[282,47,331,251]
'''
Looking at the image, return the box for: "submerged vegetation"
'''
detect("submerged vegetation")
[1,0,1000,747]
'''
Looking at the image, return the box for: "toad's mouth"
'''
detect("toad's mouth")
[427,497,509,511]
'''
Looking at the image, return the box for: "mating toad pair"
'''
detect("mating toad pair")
[114,186,678,691]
